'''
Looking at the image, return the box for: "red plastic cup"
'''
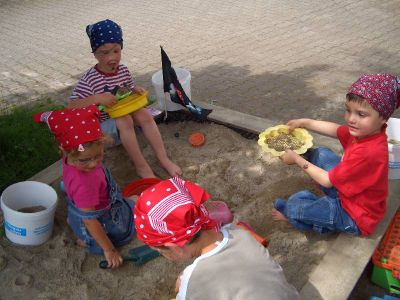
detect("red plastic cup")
[122,178,162,197]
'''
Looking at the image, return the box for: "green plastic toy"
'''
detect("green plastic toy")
[98,85,133,111]
[99,245,160,269]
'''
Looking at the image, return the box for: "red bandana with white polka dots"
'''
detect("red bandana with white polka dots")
[33,104,102,150]
[134,177,218,247]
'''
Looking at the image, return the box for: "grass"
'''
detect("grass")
[0,100,65,193]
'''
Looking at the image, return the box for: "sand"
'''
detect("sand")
[0,119,338,300]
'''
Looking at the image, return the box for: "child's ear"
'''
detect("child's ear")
[165,242,179,249]
[58,146,68,156]
[164,242,185,255]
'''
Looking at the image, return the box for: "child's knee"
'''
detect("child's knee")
[116,115,134,131]
[132,109,154,126]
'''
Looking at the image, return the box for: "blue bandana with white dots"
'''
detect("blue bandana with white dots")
[86,19,123,53]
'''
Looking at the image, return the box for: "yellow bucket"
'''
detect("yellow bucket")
[104,91,148,118]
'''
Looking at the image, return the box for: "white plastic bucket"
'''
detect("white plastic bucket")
[151,67,191,111]
[0,181,58,245]
[387,118,400,180]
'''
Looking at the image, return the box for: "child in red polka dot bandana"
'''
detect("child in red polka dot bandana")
[134,177,220,247]
[34,105,136,269]
[134,177,299,299]
[272,73,400,237]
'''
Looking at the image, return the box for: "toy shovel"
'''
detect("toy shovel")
[99,85,133,111]
[99,245,160,269]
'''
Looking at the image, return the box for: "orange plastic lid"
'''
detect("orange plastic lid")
[189,132,205,147]
[122,178,162,197]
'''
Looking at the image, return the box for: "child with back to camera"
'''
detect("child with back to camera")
[68,19,181,178]
[34,105,136,268]
[134,177,299,300]
[272,74,400,236]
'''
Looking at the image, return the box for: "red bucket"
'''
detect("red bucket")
[122,178,162,197]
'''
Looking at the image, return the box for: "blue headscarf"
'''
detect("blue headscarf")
[86,19,123,53]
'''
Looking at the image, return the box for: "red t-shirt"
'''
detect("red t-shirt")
[328,125,388,236]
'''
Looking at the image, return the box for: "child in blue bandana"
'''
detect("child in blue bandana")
[68,19,181,179]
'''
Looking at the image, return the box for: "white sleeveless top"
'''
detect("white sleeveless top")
[176,224,299,300]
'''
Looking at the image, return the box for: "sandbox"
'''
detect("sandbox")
[0,104,399,300]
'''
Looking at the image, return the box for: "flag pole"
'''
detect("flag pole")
[163,92,169,121]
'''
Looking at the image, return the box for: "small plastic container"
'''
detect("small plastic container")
[206,201,233,225]
[104,92,149,118]
[189,132,205,147]
[371,208,400,294]
[387,118,400,180]
[122,178,162,197]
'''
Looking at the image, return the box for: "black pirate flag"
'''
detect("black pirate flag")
[161,46,212,120]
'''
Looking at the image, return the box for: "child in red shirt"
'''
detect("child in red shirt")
[272,74,400,236]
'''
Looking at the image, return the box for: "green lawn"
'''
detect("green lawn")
[0,100,64,193]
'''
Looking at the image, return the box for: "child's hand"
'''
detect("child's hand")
[286,119,305,131]
[104,248,123,269]
[175,273,182,293]
[133,85,146,95]
[97,92,117,107]
[280,149,299,165]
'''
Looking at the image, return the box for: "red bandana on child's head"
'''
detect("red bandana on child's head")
[347,73,400,120]
[134,177,218,247]
[33,104,102,150]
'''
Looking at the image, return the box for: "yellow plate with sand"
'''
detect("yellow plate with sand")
[104,91,148,118]
[258,124,313,157]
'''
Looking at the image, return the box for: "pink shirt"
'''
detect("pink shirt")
[62,157,109,210]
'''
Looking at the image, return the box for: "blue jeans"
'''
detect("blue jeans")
[67,166,135,254]
[274,147,360,235]
[101,118,121,146]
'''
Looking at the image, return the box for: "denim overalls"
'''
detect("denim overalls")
[274,147,360,235]
[67,166,135,254]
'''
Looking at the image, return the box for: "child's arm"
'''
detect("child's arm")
[82,218,123,268]
[280,150,333,188]
[68,93,117,109]
[175,273,182,293]
[287,118,340,138]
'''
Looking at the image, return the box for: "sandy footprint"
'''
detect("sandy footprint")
[13,274,33,291]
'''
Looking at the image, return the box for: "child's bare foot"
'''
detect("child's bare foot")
[271,208,288,222]
[136,165,156,178]
[159,159,182,177]
[76,239,86,248]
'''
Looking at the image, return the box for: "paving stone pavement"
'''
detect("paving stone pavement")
[1,0,399,123]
